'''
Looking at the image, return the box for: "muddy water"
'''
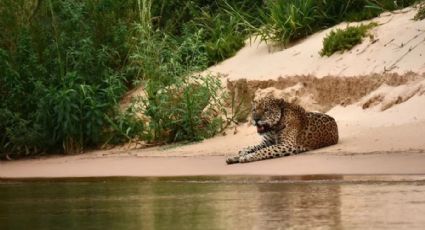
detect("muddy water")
[1,176,425,230]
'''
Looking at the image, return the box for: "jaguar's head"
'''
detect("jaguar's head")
[252,96,284,134]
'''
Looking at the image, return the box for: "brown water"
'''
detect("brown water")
[1,176,425,230]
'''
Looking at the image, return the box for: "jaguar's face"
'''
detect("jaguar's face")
[252,96,283,134]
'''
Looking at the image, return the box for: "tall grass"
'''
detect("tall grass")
[253,0,416,45]
[181,0,264,65]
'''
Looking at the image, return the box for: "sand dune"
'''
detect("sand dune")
[207,7,425,80]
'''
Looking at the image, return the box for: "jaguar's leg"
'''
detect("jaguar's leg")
[226,140,273,164]
[225,155,241,164]
[239,143,306,163]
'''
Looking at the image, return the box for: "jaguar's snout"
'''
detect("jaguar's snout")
[253,117,260,126]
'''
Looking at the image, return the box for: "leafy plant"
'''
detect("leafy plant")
[139,75,225,143]
[320,23,377,57]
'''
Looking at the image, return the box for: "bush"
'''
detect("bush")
[320,23,377,57]
[139,75,225,143]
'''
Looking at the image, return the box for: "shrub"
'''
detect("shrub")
[139,75,225,143]
[320,23,377,57]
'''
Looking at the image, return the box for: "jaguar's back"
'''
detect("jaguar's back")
[298,112,339,150]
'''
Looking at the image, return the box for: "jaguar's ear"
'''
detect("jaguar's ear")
[273,97,286,107]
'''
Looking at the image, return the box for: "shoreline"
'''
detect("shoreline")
[2,151,425,179]
[1,105,425,179]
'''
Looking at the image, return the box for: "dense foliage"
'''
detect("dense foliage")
[0,0,418,158]
[1,0,141,156]
[0,0,259,158]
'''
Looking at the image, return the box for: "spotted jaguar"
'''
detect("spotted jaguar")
[226,95,338,164]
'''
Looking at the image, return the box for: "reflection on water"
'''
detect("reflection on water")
[1,176,425,230]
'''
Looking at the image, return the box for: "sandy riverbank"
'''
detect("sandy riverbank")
[1,152,425,178]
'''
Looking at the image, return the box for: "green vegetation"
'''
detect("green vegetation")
[0,0,418,158]
[413,2,425,20]
[0,0,256,158]
[320,23,378,57]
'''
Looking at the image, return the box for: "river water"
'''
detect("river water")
[1,176,425,229]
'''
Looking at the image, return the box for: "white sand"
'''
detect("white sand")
[1,6,425,179]
[2,153,425,178]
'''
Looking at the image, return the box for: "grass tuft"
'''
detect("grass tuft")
[320,23,378,57]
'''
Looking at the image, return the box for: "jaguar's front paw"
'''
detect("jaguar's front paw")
[239,155,251,163]
[240,153,261,163]
[226,156,240,164]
